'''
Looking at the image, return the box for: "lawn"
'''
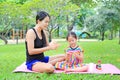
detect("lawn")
[0,39,120,80]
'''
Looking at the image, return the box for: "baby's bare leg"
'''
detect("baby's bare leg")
[65,65,88,72]
[49,54,65,65]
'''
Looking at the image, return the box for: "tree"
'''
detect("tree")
[0,2,22,44]
[77,3,94,30]
[23,0,79,41]
[85,0,120,42]
[93,0,120,44]
[70,0,96,39]
[85,14,108,41]
[70,0,96,7]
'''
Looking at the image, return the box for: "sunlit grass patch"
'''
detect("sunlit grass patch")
[0,40,120,80]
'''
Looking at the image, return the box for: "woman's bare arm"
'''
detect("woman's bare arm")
[26,29,58,55]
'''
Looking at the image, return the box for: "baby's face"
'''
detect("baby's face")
[67,36,77,47]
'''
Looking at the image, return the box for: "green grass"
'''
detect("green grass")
[0,40,120,80]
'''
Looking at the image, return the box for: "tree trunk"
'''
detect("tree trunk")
[25,26,28,34]
[57,25,59,37]
[49,32,52,42]
[100,31,105,41]
[114,30,117,38]
[0,35,8,44]
[101,32,105,41]
[119,28,120,44]
[66,15,74,32]
[109,30,113,40]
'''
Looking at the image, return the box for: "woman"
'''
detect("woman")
[25,11,65,73]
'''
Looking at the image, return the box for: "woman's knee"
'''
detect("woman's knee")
[45,64,54,73]
[32,63,54,73]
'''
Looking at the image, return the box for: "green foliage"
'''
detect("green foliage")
[0,2,24,43]
[0,2,22,30]
[70,0,96,7]
[84,0,120,41]
[0,0,120,42]
[77,5,94,28]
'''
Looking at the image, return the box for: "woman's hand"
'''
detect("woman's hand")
[48,41,60,50]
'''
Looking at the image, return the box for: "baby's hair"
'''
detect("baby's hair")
[66,31,77,40]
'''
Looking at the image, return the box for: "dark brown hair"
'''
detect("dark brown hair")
[36,11,50,24]
[66,31,77,40]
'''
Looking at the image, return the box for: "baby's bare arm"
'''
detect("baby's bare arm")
[73,51,84,63]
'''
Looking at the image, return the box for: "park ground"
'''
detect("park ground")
[6,39,98,44]
[0,39,120,80]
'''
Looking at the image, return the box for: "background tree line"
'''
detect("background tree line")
[0,0,120,44]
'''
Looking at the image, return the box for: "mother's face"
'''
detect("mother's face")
[38,16,50,30]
